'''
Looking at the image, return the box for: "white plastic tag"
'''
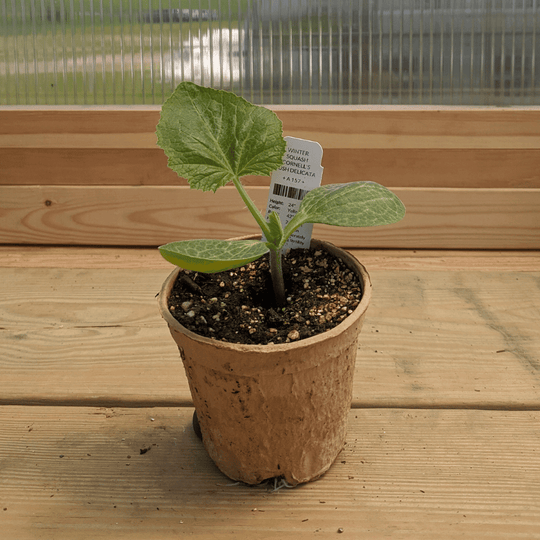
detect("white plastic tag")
[264,136,324,251]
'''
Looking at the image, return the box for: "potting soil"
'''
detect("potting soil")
[166,247,363,345]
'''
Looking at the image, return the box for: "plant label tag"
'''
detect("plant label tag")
[264,136,324,250]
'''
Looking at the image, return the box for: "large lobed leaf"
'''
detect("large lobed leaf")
[159,239,269,273]
[283,181,406,245]
[156,82,287,192]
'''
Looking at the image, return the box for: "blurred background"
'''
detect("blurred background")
[1,0,538,106]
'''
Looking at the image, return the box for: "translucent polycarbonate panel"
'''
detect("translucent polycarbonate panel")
[1,0,538,105]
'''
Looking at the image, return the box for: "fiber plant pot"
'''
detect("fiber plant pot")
[158,238,372,486]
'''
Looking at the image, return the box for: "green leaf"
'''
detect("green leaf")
[156,82,287,192]
[265,211,284,246]
[282,181,406,245]
[159,239,269,273]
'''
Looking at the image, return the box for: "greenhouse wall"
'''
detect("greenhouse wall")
[1,0,538,105]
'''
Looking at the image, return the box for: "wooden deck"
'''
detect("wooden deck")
[1,247,539,539]
[1,106,539,538]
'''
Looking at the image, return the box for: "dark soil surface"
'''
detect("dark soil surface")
[166,246,363,345]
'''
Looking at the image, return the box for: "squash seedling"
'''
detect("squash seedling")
[157,82,405,306]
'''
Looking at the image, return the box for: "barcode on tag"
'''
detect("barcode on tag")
[264,136,324,251]
[272,183,308,201]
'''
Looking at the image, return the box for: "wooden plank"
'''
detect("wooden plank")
[1,268,539,408]
[0,109,162,135]
[3,132,540,150]
[0,267,183,407]
[2,108,540,147]
[1,246,539,271]
[359,269,540,409]
[322,148,540,189]
[2,148,538,189]
[1,406,539,539]
[1,185,539,249]
[0,148,181,186]
[1,108,539,189]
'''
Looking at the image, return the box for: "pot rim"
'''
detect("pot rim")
[158,237,372,353]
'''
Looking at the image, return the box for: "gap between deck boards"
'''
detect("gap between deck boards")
[1,398,539,412]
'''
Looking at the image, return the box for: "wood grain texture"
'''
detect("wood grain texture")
[1,108,539,189]
[1,406,539,539]
[0,108,161,135]
[2,108,540,146]
[1,267,539,408]
[3,148,539,189]
[2,106,539,537]
[1,185,539,249]
[1,246,539,271]
[323,148,540,189]
[0,148,180,186]
[3,132,540,150]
